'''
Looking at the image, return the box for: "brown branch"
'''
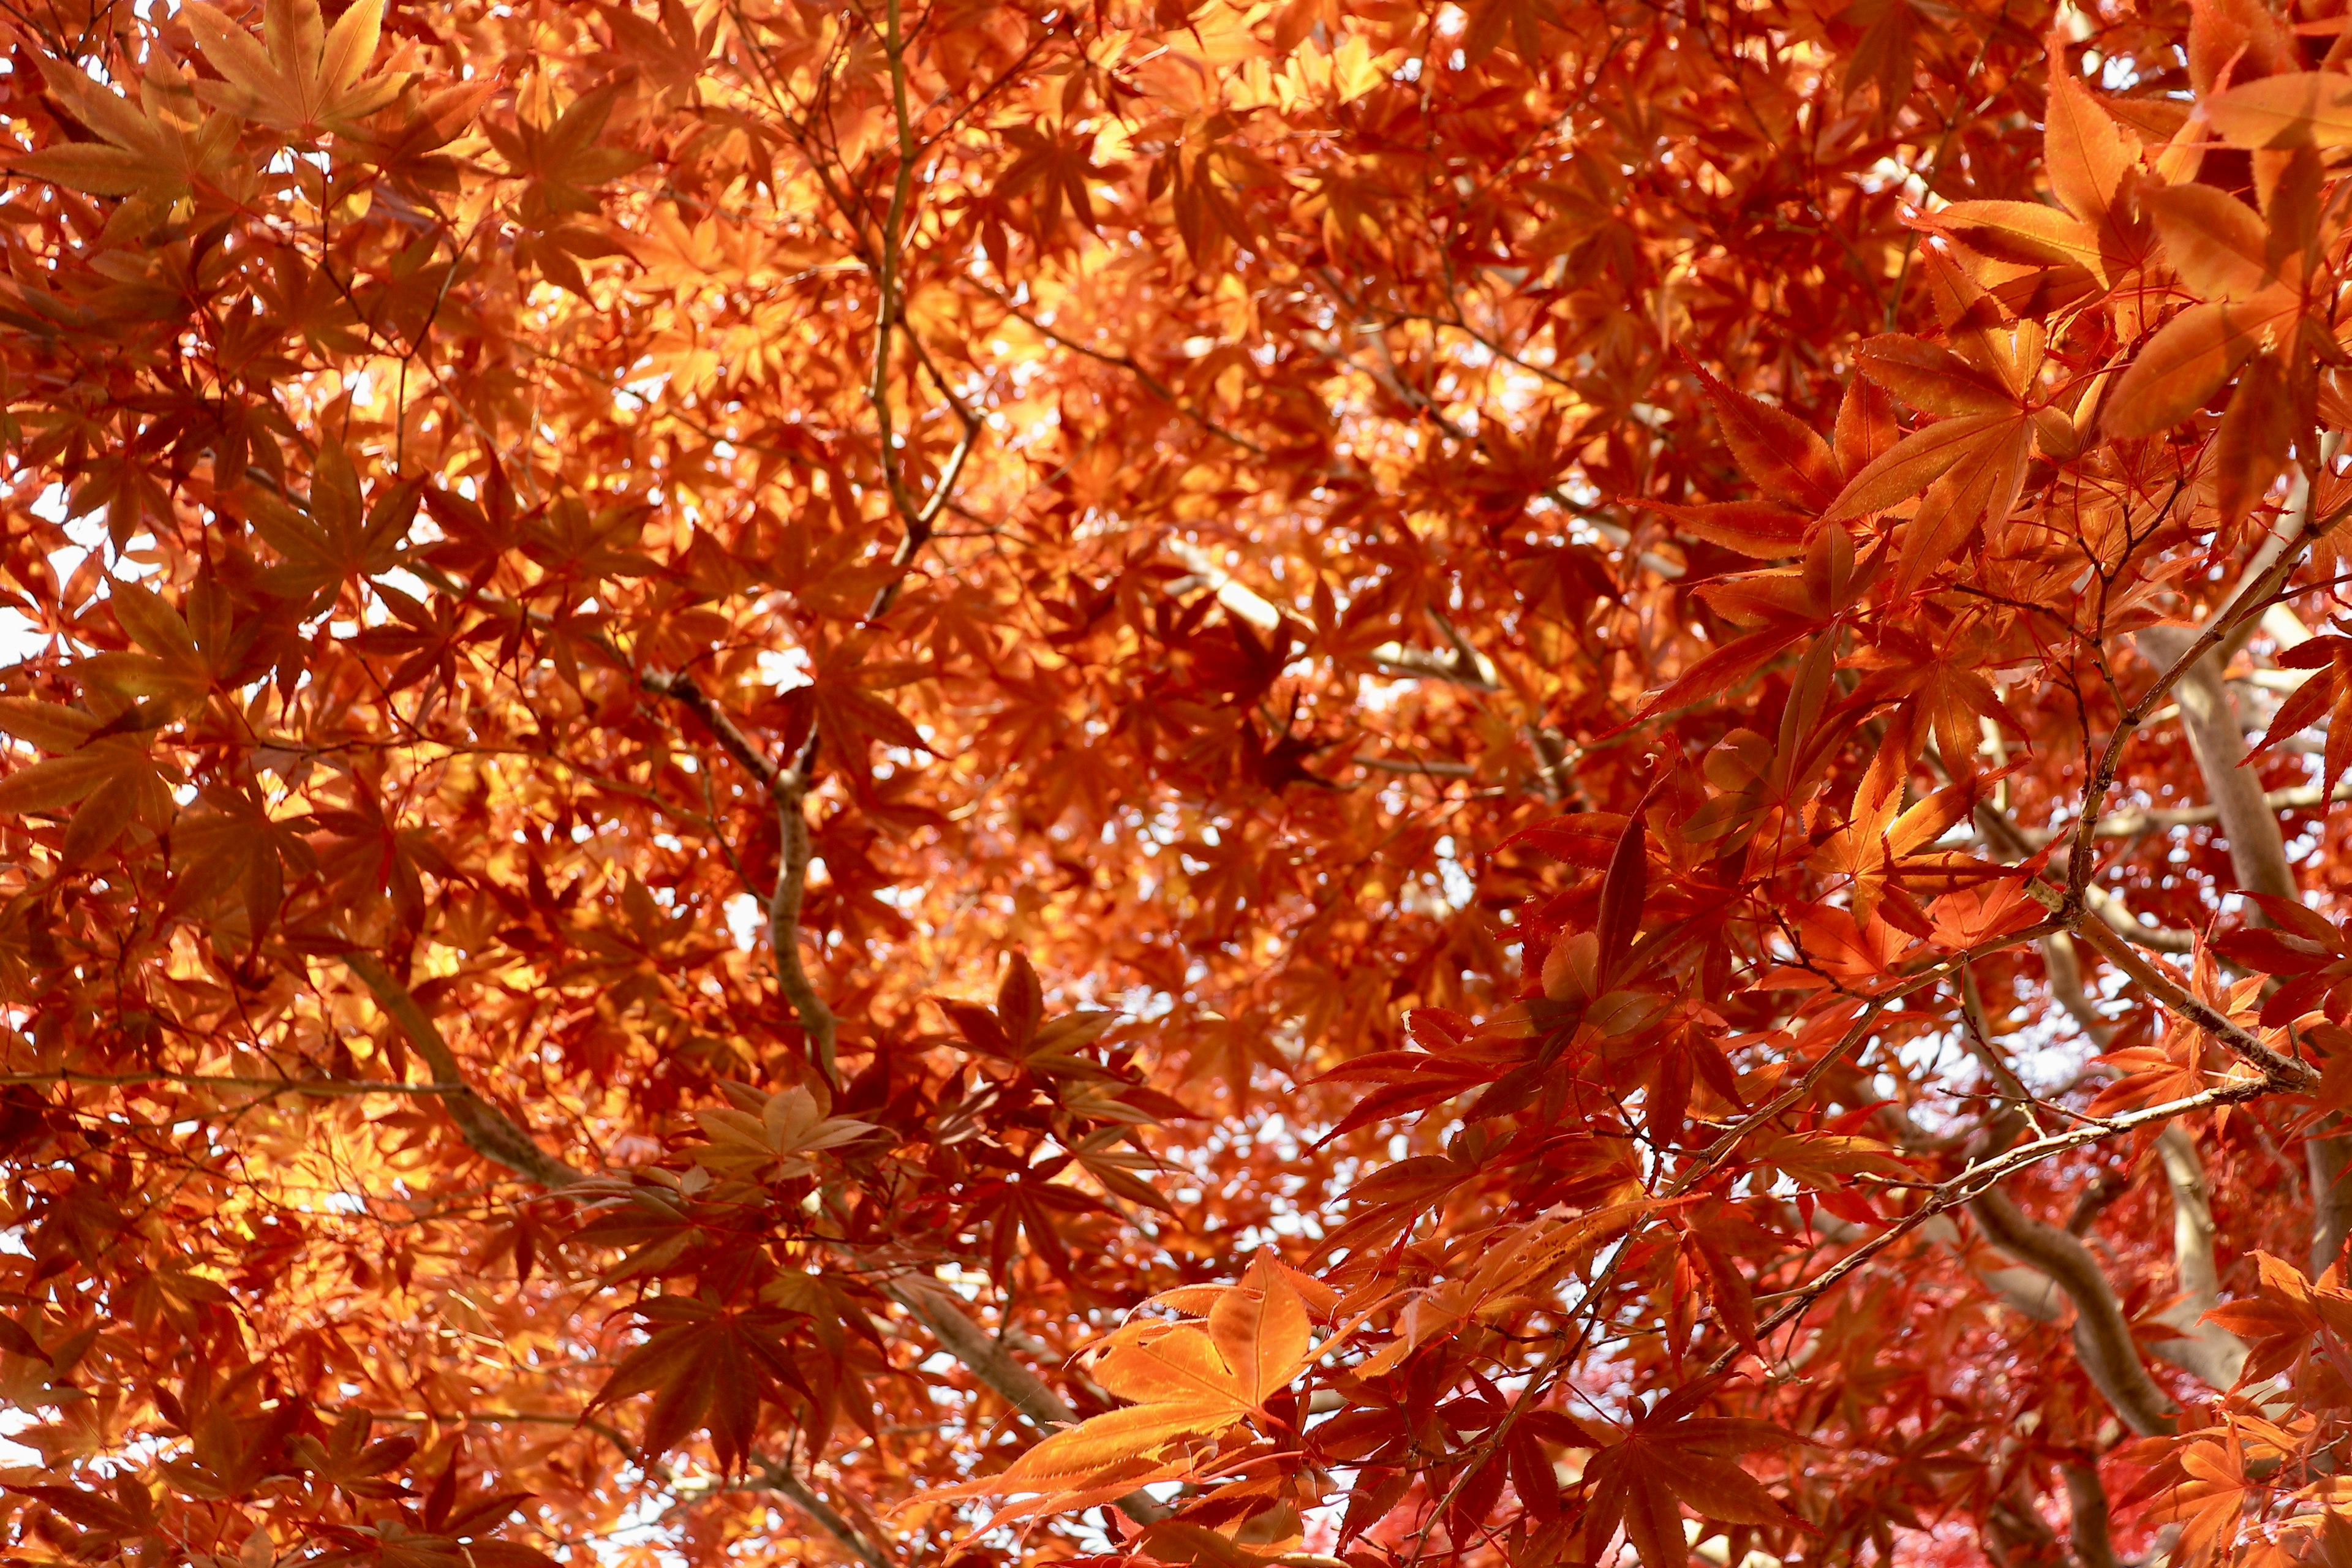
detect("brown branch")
[2312,1132,2352,1278]
[2068,521,2329,910]
[2081,885,2197,954]
[758,1461,895,1568]
[768,782,839,1085]
[1354,754,1477,778]
[1977,802,2196,952]
[883,1275,1168,1524]
[639,671,838,1085]
[1798,1204,2062,1321]
[2041,932,2111,1047]
[2090,779,2352,840]
[499,1405,897,1568]
[2132,628,2300,905]
[1968,1188,2175,1436]
[345,951,589,1191]
[345,951,1154,1523]
[1721,1077,2288,1380]
[1915,974,2185,1430]
[639,668,790,794]
[2063,1462,2119,1568]
[2069,919,2315,1088]
[1670,920,2062,1200]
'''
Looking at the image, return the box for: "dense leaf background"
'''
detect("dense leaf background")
[2,0,2351,1564]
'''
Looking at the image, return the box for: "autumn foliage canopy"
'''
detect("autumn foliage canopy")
[22,0,2352,1561]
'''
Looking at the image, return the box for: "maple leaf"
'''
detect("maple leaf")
[690,1084,881,1180]
[1578,1396,1801,1568]
[1458,0,1564,68]
[74,578,217,720]
[2104,151,2344,518]
[287,1411,421,1502]
[483,85,647,219]
[0,715,176,868]
[1631,526,1877,720]
[2138,1428,2283,1567]
[1813,768,1999,929]
[17,0,2352,1559]
[1691,363,1842,515]
[4,1479,159,1553]
[921,1257,1321,1520]
[935,954,1131,1085]
[167,784,313,933]
[1839,0,1925,119]
[2246,628,2352,801]
[2090,946,2264,1112]
[2204,70,2352,149]
[1928,66,2147,286]
[249,448,416,611]
[602,0,720,104]
[996,124,1110,244]
[1823,326,2042,593]
[9,54,237,201]
[589,1294,808,1469]
[1352,1202,1653,1376]
[2199,1251,2352,1384]
[182,0,410,139]
[2213,894,2352,1027]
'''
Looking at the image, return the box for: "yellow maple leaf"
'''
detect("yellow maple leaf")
[9,55,235,201]
[181,0,409,138]
[912,1257,1319,1521]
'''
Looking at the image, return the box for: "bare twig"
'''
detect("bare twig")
[1722,1077,2288,1381]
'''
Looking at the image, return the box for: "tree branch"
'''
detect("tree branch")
[2069,919,2314,1089]
[2312,1134,2352,1280]
[758,1461,895,1568]
[882,1275,1168,1524]
[344,951,1147,1523]
[2150,1126,2250,1390]
[2067,521,2325,910]
[639,671,838,1085]
[1721,1077,2288,1382]
[2063,1461,2119,1568]
[2132,628,2300,905]
[345,951,589,1191]
[2089,778,2352,840]
[0,1070,475,1098]
[1968,1189,2176,1436]
[1975,801,2195,952]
